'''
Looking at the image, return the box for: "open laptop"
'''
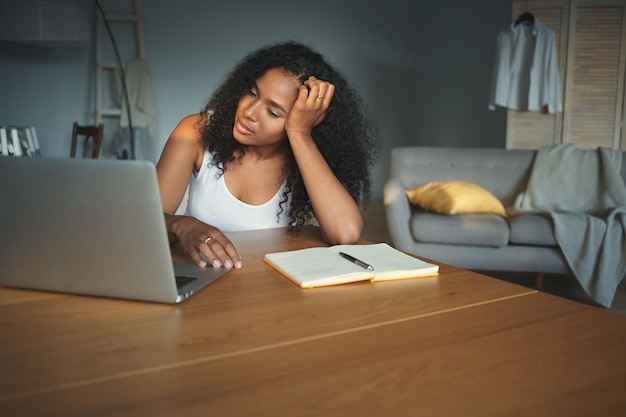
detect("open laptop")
[0,156,231,303]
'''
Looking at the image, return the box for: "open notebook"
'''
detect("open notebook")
[0,157,230,303]
[264,243,439,288]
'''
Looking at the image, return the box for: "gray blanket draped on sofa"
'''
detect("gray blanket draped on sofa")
[513,143,626,308]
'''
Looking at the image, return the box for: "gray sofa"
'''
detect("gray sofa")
[383,146,626,276]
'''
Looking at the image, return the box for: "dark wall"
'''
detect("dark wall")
[0,0,512,198]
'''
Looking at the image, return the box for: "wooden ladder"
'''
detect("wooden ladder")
[94,0,145,129]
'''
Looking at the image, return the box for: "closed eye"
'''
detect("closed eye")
[248,86,283,118]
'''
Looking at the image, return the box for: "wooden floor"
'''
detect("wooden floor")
[362,200,626,317]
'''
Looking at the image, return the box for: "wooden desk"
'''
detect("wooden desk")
[1,226,625,416]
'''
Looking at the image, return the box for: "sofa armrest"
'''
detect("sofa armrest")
[383,176,414,251]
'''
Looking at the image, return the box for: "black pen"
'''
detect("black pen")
[339,252,374,271]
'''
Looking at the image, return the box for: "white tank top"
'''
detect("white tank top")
[185,150,291,231]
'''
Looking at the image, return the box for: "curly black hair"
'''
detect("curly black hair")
[199,40,380,231]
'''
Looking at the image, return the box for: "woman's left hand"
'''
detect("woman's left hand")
[283,76,362,245]
[285,76,335,136]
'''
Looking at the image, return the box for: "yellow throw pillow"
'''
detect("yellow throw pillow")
[405,181,507,217]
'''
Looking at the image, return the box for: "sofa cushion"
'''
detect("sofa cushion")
[405,181,507,217]
[508,213,557,246]
[410,210,510,247]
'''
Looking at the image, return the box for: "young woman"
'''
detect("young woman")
[156,41,379,270]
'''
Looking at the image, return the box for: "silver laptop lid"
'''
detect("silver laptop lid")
[0,157,228,303]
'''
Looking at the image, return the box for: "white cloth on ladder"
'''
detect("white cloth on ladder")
[114,58,158,138]
[111,126,156,163]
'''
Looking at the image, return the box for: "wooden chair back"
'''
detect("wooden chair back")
[70,123,104,158]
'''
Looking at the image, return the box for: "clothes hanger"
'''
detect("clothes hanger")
[514,11,535,26]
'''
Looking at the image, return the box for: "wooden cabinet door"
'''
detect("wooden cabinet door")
[506,0,626,150]
[562,0,626,149]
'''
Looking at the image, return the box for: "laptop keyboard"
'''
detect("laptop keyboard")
[175,275,198,289]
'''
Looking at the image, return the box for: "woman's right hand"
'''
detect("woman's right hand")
[166,214,242,269]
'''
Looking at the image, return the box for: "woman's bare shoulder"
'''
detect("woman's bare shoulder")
[170,113,206,142]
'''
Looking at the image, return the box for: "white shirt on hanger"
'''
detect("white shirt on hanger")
[489,18,562,114]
